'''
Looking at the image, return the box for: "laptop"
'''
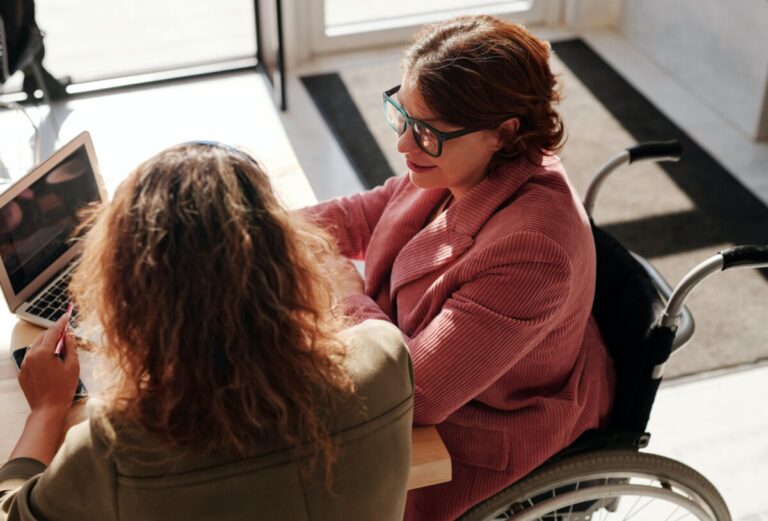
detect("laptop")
[0,131,106,328]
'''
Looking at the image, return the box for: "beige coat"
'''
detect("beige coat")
[0,320,414,521]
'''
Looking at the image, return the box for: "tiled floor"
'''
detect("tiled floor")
[583,31,768,209]
[1,72,315,208]
[2,25,767,520]
[648,363,768,520]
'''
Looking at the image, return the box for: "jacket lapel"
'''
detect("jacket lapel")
[389,159,539,296]
[364,183,445,300]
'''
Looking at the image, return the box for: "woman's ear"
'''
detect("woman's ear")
[488,118,520,152]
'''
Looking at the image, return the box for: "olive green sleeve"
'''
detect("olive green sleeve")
[0,420,117,521]
[0,457,48,518]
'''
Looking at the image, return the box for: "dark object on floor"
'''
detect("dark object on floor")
[1,0,69,100]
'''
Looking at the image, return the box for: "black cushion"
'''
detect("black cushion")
[591,223,673,433]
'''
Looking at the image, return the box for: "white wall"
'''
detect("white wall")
[564,0,622,30]
[620,0,768,141]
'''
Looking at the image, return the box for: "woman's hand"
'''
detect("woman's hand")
[9,314,81,465]
[19,314,80,413]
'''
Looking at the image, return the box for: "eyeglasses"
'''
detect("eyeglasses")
[382,85,487,158]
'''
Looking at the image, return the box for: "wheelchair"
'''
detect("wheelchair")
[457,141,768,521]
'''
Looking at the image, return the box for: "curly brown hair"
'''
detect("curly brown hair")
[403,15,565,162]
[69,143,353,479]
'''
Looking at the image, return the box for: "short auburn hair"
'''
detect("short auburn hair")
[403,15,565,162]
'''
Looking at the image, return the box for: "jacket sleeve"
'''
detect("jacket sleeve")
[0,420,117,521]
[342,232,573,425]
[304,176,400,260]
[0,458,46,521]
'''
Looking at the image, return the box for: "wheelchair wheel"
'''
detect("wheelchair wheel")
[458,450,730,521]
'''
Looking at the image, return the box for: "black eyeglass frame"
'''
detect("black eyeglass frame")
[382,85,488,158]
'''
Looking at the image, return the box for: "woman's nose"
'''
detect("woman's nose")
[396,128,419,155]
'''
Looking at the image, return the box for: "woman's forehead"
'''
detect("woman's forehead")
[398,79,439,122]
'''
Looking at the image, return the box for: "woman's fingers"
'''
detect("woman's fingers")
[17,322,81,411]
[27,332,45,355]
[28,314,70,354]
[62,335,80,374]
[19,352,80,411]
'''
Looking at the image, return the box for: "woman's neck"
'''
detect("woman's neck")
[428,191,454,224]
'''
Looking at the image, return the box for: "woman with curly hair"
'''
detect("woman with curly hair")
[307,15,615,520]
[0,143,414,521]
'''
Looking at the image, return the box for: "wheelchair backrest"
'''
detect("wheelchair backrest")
[590,223,673,433]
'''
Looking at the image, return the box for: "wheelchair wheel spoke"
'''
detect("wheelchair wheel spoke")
[624,496,655,521]
[663,506,682,521]
[552,485,559,520]
[524,497,544,521]
[671,510,696,521]
[600,478,609,521]
[566,481,580,518]
[623,491,647,520]
[468,452,729,521]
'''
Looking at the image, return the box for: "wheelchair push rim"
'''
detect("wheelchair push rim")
[459,450,730,521]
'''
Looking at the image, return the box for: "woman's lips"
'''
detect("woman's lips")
[406,160,436,174]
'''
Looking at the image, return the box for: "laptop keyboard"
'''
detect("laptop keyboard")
[25,268,78,323]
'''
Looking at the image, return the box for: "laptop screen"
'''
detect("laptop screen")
[0,145,100,294]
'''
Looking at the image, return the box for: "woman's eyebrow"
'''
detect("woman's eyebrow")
[396,94,443,125]
[400,103,441,124]
[418,115,442,125]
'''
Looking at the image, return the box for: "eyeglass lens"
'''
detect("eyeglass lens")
[412,122,438,156]
[385,99,406,133]
[384,98,440,156]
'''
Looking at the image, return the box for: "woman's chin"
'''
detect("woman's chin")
[408,169,441,189]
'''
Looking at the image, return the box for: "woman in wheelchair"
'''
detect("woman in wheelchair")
[0,143,414,520]
[306,14,615,520]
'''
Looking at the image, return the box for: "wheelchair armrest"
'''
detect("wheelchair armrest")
[630,253,695,353]
[583,140,682,218]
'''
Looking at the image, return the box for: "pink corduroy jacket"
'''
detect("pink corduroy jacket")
[307,156,615,521]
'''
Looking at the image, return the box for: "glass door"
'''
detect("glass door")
[1,0,257,96]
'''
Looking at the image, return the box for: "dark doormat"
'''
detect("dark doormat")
[300,73,395,189]
[552,40,768,260]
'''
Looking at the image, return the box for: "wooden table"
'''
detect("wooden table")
[408,425,452,490]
